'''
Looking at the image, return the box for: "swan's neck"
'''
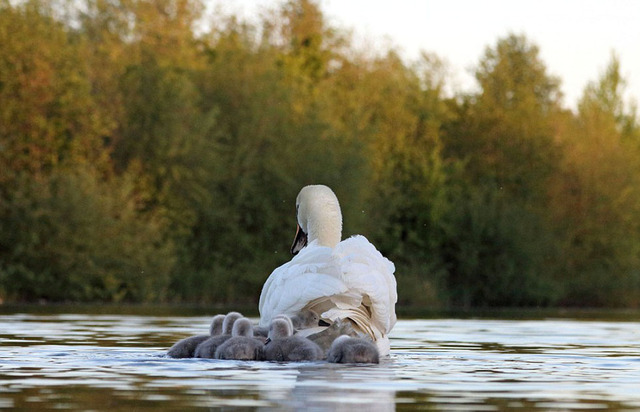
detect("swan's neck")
[307,202,342,248]
[296,185,343,249]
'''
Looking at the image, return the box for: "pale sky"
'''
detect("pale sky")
[212,0,640,111]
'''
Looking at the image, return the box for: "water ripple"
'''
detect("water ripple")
[1,314,640,410]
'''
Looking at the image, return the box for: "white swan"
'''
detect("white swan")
[258,185,398,356]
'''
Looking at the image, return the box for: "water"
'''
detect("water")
[1,311,640,410]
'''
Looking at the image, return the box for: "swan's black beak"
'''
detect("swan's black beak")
[291,224,308,255]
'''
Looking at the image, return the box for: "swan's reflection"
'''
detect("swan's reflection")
[256,359,396,411]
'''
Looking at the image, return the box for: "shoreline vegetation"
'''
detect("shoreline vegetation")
[1,0,639,309]
[2,303,640,322]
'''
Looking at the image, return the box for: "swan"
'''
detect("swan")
[263,317,324,362]
[327,335,380,364]
[215,318,265,360]
[194,311,242,358]
[259,185,398,356]
[167,314,226,358]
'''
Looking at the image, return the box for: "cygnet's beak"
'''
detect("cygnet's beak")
[290,223,308,255]
[264,337,271,345]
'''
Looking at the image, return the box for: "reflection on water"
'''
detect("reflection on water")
[1,312,640,410]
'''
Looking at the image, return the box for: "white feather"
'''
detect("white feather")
[259,241,348,324]
[258,186,398,356]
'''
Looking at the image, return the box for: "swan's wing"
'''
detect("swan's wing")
[258,244,348,327]
[331,235,398,336]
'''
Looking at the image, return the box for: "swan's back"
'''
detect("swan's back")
[258,185,398,356]
[328,235,397,341]
[259,236,397,355]
[259,243,347,326]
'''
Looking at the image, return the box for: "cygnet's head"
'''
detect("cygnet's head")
[290,309,320,329]
[328,335,380,364]
[273,314,294,332]
[222,311,243,335]
[332,335,352,346]
[291,185,343,255]
[209,314,226,336]
[268,318,293,340]
[232,318,254,337]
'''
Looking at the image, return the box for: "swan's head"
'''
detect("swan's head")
[291,185,343,255]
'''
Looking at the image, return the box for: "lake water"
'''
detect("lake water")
[1,310,640,410]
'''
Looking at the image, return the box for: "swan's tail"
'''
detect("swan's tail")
[321,304,390,356]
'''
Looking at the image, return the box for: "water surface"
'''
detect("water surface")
[1,312,639,410]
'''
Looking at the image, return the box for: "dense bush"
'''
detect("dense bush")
[0,168,174,302]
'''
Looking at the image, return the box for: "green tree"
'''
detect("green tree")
[3,0,640,309]
[115,56,217,236]
[440,34,564,306]
[549,55,640,306]
[319,50,454,306]
[0,167,175,302]
[580,53,639,142]
[159,5,366,303]
[0,1,177,303]
[446,33,563,200]
[0,1,110,189]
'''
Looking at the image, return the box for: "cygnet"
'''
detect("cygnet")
[253,324,269,342]
[273,314,294,331]
[289,309,321,329]
[264,317,323,362]
[326,335,380,364]
[194,311,243,358]
[215,318,264,360]
[167,314,226,358]
[253,314,294,344]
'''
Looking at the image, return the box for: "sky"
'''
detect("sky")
[212,0,640,111]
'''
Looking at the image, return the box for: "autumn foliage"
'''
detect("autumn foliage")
[1,0,639,307]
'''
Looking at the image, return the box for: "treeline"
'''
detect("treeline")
[1,0,639,308]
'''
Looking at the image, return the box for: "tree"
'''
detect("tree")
[0,1,110,189]
[439,34,564,306]
[446,34,563,200]
[0,167,175,302]
[0,1,177,303]
[549,55,640,306]
[580,53,639,142]
[156,5,367,303]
